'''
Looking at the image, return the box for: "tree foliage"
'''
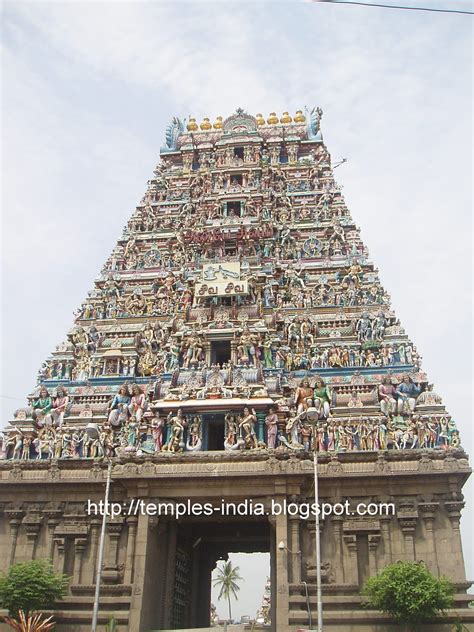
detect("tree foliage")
[363,561,454,631]
[0,560,69,618]
[212,560,242,621]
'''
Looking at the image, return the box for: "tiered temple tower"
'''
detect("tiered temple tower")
[0,108,471,631]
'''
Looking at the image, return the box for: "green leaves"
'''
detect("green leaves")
[0,560,69,618]
[363,561,454,631]
[212,560,243,620]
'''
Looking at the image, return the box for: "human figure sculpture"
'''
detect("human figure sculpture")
[283,262,305,288]
[265,408,279,449]
[356,313,372,342]
[261,335,275,368]
[126,418,139,448]
[21,436,32,460]
[51,386,69,427]
[300,318,314,350]
[285,408,305,446]
[378,377,397,417]
[395,375,421,415]
[187,416,202,451]
[237,327,258,366]
[165,409,186,452]
[313,378,331,419]
[32,387,53,427]
[287,318,301,350]
[373,312,387,341]
[294,378,314,414]
[342,259,363,288]
[300,424,313,451]
[224,414,239,449]
[151,415,164,452]
[128,384,146,423]
[108,385,131,427]
[239,407,259,449]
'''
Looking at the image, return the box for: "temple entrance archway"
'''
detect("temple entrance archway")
[156,518,273,630]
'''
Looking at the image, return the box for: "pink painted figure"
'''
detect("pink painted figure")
[128,384,146,422]
[265,408,279,449]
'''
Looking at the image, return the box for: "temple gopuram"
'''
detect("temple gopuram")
[1,108,472,631]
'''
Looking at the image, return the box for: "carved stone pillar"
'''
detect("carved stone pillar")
[269,516,277,632]
[129,512,156,632]
[368,534,381,576]
[256,412,266,443]
[342,534,358,585]
[54,537,66,573]
[418,502,439,575]
[331,517,344,583]
[182,151,193,174]
[44,508,62,563]
[379,517,393,567]
[102,518,124,584]
[88,518,102,583]
[162,520,178,629]
[268,141,281,166]
[230,339,238,365]
[397,502,418,561]
[5,508,24,566]
[22,510,43,560]
[285,142,299,164]
[288,514,301,584]
[203,340,211,366]
[307,517,326,582]
[73,538,87,584]
[445,500,466,582]
[271,499,290,632]
[124,516,138,584]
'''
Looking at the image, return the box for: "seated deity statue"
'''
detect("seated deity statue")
[378,377,397,417]
[294,378,314,414]
[395,375,422,415]
[32,387,53,427]
[51,386,70,427]
[128,384,146,422]
[108,385,131,427]
[313,378,331,419]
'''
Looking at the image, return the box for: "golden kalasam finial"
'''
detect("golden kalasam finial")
[294,110,306,123]
[187,117,198,131]
[280,111,292,124]
[213,116,223,129]
[200,117,212,131]
[267,112,279,125]
[255,113,265,126]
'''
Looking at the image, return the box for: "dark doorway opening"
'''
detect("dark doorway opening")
[206,414,226,451]
[169,519,271,629]
[211,340,231,365]
[234,147,244,159]
[226,200,242,216]
[230,174,243,186]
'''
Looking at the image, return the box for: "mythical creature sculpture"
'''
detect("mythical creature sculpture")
[306,106,323,140]
[161,116,184,152]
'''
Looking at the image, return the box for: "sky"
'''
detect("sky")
[1,0,472,621]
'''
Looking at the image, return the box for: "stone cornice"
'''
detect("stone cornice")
[0,449,469,484]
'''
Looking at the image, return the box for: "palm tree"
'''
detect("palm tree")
[213,560,242,622]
